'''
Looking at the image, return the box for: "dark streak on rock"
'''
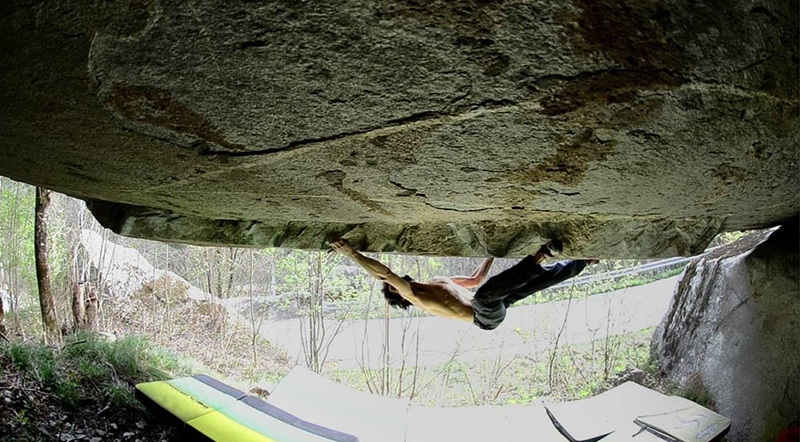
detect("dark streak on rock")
[68,171,101,184]
[107,84,246,152]
[395,224,409,242]
[64,162,85,171]
[237,40,268,50]
[319,170,392,216]
[546,0,696,115]
[512,128,615,186]
[472,50,511,77]
[389,179,420,197]
[541,69,683,116]
[470,98,516,110]
[319,170,347,188]
[423,202,496,212]
[568,0,686,71]
[203,99,514,158]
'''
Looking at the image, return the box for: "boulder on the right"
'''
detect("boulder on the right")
[652,218,799,442]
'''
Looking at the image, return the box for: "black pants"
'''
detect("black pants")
[472,256,589,330]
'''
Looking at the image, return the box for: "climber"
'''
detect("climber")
[330,238,597,330]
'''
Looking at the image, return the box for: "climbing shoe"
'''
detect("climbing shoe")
[539,239,563,258]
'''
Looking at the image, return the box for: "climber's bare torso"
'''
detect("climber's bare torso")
[330,239,489,322]
[404,277,475,322]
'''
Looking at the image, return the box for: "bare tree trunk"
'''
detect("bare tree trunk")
[70,245,87,332]
[35,187,59,343]
[0,287,5,336]
[84,284,98,331]
[248,249,259,365]
[71,281,86,330]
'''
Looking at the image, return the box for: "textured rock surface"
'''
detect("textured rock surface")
[652,221,799,442]
[0,0,798,257]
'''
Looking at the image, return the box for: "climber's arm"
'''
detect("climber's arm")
[450,257,495,288]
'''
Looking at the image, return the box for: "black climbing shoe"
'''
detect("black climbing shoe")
[542,239,563,257]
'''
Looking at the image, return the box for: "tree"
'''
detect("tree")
[278,250,353,373]
[246,249,271,365]
[34,187,59,343]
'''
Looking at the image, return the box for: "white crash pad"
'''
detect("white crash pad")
[634,396,730,442]
[268,368,729,442]
[268,366,410,442]
[405,403,565,442]
[545,382,729,442]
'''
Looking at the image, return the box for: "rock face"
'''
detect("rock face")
[80,229,208,302]
[0,1,797,257]
[652,220,799,442]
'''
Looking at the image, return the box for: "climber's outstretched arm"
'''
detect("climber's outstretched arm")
[450,257,495,288]
[330,239,416,301]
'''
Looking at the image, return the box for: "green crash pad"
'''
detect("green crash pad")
[135,374,358,442]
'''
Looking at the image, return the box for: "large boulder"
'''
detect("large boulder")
[0,1,797,257]
[652,220,799,442]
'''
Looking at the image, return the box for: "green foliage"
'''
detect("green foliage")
[0,181,85,337]
[708,230,747,248]
[8,408,41,442]
[52,377,82,406]
[11,306,45,342]
[103,379,139,409]
[0,178,38,316]
[678,373,715,409]
[8,341,58,385]
[0,332,189,409]
[61,332,188,385]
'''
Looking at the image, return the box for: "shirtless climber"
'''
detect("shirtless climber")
[330,238,598,330]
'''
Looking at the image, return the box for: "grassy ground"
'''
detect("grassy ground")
[0,333,188,442]
[0,327,703,441]
[325,326,663,407]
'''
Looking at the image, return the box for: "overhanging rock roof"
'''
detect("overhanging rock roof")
[1,1,797,257]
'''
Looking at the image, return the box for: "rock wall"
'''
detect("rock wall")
[652,220,799,442]
[0,1,798,257]
[80,229,207,302]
